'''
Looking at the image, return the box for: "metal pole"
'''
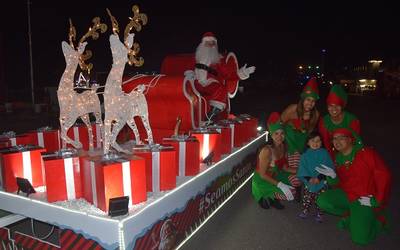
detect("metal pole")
[27,0,35,105]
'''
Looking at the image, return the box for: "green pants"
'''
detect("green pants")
[317,189,388,245]
[251,171,291,202]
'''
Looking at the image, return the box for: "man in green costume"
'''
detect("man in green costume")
[318,84,363,157]
[316,128,391,245]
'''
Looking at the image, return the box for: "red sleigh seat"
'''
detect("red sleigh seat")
[121,53,240,142]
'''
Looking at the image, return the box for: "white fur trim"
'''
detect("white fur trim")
[202,37,217,43]
[209,100,226,110]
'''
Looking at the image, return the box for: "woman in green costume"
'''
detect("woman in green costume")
[252,112,301,209]
[281,77,320,201]
[281,77,320,170]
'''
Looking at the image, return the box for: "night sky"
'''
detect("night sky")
[1,1,400,101]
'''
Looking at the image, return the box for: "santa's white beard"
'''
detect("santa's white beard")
[195,43,221,65]
[195,43,221,86]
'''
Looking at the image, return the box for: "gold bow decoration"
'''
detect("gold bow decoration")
[77,17,108,73]
[107,5,147,67]
[125,5,147,67]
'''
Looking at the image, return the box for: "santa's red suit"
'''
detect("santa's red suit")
[194,56,240,111]
[194,32,255,116]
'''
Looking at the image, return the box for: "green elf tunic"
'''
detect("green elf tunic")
[317,146,391,245]
[252,151,293,201]
[284,118,309,155]
[319,111,362,157]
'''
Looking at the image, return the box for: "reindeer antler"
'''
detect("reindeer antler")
[69,18,77,48]
[106,8,120,35]
[79,17,108,44]
[124,5,148,40]
[125,5,147,67]
[77,17,108,73]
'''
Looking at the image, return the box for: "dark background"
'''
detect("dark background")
[1,1,400,102]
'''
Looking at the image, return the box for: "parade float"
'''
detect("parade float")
[0,5,262,250]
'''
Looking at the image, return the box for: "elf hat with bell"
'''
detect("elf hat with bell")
[327,84,348,107]
[301,77,319,100]
[267,112,283,134]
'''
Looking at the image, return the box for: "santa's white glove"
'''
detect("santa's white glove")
[277,182,294,201]
[315,164,336,179]
[238,64,256,80]
[358,196,372,207]
[184,70,195,81]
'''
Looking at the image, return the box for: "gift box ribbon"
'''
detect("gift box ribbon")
[64,158,76,200]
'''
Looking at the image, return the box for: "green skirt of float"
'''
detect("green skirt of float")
[251,170,291,202]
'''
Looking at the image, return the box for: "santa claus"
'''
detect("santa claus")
[194,32,256,123]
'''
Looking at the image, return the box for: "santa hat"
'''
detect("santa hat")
[301,77,319,100]
[202,32,217,43]
[267,112,283,134]
[327,84,348,107]
[332,128,354,140]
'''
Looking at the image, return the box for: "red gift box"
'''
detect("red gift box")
[133,146,176,192]
[211,125,232,156]
[7,135,34,147]
[66,123,102,150]
[0,146,45,192]
[26,129,60,152]
[191,129,223,163]
[42,153,82,202]
[220,117,254,148]
[82,155,146,212]
[0,138,11,149]
[229,120,246,148]
[163,137,200,176]
[239,114,258,142]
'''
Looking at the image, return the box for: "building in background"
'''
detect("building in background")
[336,59,385,96]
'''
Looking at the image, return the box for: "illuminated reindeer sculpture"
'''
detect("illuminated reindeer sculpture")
[57,18,107,150]
[103,7,154,155]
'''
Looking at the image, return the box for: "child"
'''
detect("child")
[297,131,335,222]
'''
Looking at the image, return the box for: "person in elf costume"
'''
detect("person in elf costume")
[297,131,335,222]
[318,84,363,158]
[316,128,391,245]
[281,77,320,168]
[252,112,300,210]
[281,77,320,199]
